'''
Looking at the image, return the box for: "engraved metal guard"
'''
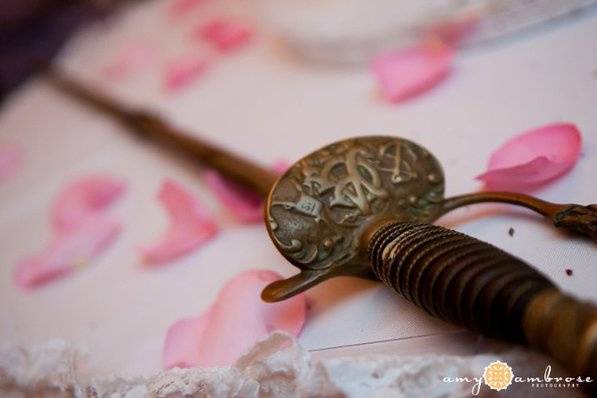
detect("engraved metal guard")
[263,135,596,301]
[264,136,445,300]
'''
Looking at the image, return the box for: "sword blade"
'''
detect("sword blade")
[47,71,278,198]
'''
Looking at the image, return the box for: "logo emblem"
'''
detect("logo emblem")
[483,360,514,391]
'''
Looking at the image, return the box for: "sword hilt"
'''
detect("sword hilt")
[367,221,597,379]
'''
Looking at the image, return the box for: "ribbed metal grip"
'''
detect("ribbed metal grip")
[368,221,597,381]
[368,222,553,343]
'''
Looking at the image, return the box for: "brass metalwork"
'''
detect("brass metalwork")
[366,221,552,339]
[523,289,597,378]
[263,136,445,300]
[438,193,597,241]
[49,74,597,381]
[367,221,597,380]
[263,136,596,301]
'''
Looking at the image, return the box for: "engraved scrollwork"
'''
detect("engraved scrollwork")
[272,194,324,223]
[266,136,445,273]
[302,146,388,215]
[553,204,597,241]
[378,140,419,184]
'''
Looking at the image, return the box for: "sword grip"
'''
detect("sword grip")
[367,221,597,379]
[523,289,597,378]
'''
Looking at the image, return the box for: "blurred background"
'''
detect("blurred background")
[0,0,120,101]
[2,0,596,102]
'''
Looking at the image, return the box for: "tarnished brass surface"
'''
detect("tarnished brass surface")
[368,221,597,381]
[553,204,597,242]
[438,192,597,242]
[263,136,445,300]
[367,221,554,342]
[262,135,596,302]
[523,289,597,379]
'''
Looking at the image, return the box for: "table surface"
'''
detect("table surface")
[1,1,596,379]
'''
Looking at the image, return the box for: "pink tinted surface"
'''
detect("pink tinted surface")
[140,179,218,265]
[195,18,253,52]
[476,123,582,191]
[14,216,121,289]
[203,170,264,223]
[101,42,156,80]
[167,0,208,19]
[272,160,290,174]
[0,144,24,181]
[372,41,454,103]
[425,11,479,46]
[202,161,289,223]
[163,56,209,92]
[14,175,126,289]
[163,269,306,369]
[51,175,127,233]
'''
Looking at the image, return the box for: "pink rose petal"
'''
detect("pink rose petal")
[203,170,263,223]
[167,0,208,19]
[161,307,213,368]
[163,56,208,93]
[0,144,24,181]
[194,19,253,52]
[272,160,290,174]
[202,162,289,223]
[51,175,127,233]
[425,11,479,46]
[163,269,306,369]
[372,41,454,103]
[14,174,125,290]
[140,179,218,265]
[14,216,121,289]
[101,42,156,80]
[476,123,582,191]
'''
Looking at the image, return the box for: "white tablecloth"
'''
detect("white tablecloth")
[1,0,595,379]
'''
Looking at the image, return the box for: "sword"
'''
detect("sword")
[47,72,597,381]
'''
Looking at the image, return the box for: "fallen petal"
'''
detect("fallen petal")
[372,41,454,103]
[14,216,121,289]
[162,307,213,369]
[163,269,306,369]
[52,175,127,233]
[476,123,582,191]
[167,0,208,19]
[101,42,156,80]
[425,11,479,46]
[163,56,208,93]
[202,162,288,223]
[140,179,218,265]
[0,144,24,181]
[203,170,263,223]
[272,160,290,174]
[195,19,253,52]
